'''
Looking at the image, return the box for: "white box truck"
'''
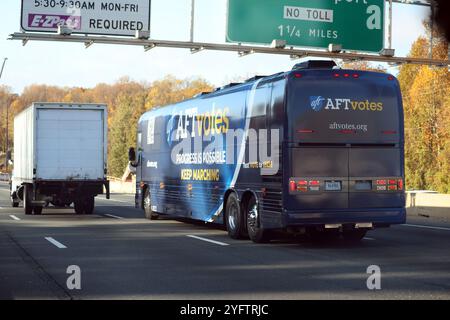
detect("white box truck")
[10,103,110,215]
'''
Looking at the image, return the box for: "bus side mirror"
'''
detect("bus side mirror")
[6,151,11,161]
[128,147,136,162]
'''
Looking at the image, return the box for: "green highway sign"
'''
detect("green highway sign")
[226,0,385,53]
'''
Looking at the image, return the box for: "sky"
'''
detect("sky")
[0,0,430,94]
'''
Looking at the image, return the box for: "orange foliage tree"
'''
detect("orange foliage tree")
[398,23,450,192]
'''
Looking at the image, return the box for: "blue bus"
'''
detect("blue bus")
[129,60,406,243]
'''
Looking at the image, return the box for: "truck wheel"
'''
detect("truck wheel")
[11,192,19,207]
[74,199,85,215]
[246,197,270,243]
[143,189,159,220]
[24,185,33,215]
[225,193,246,239]
[342,230,367,243]
[84,197,95,215]
[33,206,43,215]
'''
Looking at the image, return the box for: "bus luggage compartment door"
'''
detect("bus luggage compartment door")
[349,147,404,208]
[287,147,349,210]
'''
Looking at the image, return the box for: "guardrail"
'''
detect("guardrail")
[406,191,450,220]
[107,176,136,194]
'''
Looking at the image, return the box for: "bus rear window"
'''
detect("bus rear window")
[287,74,402,144]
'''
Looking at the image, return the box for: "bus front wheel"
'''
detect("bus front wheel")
[143,188,159,220]
[225,193,246,239]
[246,197,270,243]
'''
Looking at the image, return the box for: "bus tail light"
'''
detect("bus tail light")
[289,179,323,193]
[289,181,297,192]
[333,73,359,79]
[298,186,308,192]
[374,178,404,192]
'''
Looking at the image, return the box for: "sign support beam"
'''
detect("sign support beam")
[190,0,196,42]
[8,32,450,67]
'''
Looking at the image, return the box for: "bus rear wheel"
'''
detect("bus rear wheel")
[246,197,270,243]
[225,193,246,239]
[143,188,159,220]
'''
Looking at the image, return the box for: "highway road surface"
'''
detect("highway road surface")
[0,182,449,300]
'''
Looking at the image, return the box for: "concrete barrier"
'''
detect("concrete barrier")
[406,191,450,221]
[108,176,136,194]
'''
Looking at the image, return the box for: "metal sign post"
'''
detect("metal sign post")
[8,32,450,67]
[0,57,9,171]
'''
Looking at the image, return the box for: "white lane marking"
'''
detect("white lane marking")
[98,198,133,205]
[401,224,450,232]
[45,237,67,249]
[363,237,376,241]
[9,215,20,221]
[104,214,124,220]
[186,235,230,246]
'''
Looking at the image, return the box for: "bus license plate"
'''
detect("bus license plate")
[325,181,341,191]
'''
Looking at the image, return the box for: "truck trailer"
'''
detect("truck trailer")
[10,103,110,215]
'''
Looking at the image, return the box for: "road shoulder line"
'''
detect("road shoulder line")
[186,235,230,246]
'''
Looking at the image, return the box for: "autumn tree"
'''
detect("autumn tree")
[341,60,387,73]
[108,93,143,177]
[398,21,450,192]
[145,76,213,110]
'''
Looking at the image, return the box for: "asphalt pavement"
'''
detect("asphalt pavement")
[0,182,449,300]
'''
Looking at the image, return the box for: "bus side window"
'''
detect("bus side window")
[246,84,271,163]
[269,80,286,135]
[147,116,162,151]
[251,84,271,128]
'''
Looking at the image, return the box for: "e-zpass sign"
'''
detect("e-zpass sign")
[21,0,151,37]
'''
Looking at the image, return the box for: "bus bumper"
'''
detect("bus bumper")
[281,208,406,228]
